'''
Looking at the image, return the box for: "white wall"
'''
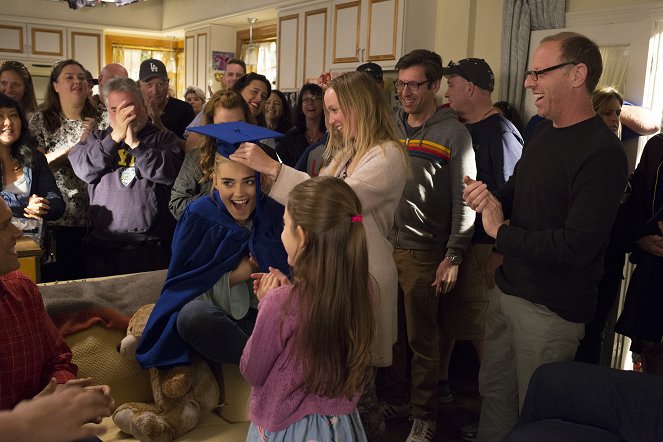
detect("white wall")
[6,0,164,32]
[435,0,504,99]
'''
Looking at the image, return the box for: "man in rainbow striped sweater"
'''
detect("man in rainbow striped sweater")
[382,49,476,442]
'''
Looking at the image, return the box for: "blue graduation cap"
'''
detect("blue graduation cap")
[189,121,284,217]
[188,121,283,157]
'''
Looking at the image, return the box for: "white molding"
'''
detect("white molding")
[566,3,663,27]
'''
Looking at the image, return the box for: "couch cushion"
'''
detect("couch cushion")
[503,419,621,442]
[65,325,152,406]
[218,363,251,423]
[99,412,250,441]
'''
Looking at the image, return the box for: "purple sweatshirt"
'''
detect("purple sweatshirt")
[240,284,360,432]
[69,122,183,242]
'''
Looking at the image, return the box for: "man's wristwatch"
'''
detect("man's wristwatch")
[446,254,462,265]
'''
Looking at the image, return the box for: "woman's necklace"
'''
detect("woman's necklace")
[306,127,320,143]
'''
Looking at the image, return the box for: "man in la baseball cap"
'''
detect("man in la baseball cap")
[138,58,194,140]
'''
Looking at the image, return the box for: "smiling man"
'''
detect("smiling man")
[382,49,475,442]
[138,58,195,140]
[69,77,183,278]
[0,197,114,440]
[463,32,628,441]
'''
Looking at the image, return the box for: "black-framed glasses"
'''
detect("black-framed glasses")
[0,60,30,76]
[523,62,577,81]
[393,80,428,91]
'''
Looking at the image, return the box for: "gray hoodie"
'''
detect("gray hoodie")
[389,107,476,256]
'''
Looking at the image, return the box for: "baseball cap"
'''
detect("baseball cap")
[357,62,384,81]
[139,58,168,82]
[442,58,494,92]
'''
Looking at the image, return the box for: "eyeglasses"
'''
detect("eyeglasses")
[0,60,30,76]
[302,96,322,104]
[393,80,428,91]
[523,62,577,81]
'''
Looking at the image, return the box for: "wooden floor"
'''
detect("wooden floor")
[383,341,482,442]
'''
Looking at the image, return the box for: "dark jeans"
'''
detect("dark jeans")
[176,299,257,365]
[42,225,88,282]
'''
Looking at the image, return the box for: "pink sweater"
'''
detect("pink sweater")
[240,285,360,432]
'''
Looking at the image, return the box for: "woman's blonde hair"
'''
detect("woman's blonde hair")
[198,89,255,182]
[592,86,623,114]
[323,71,408,174]
[285,176,375,399]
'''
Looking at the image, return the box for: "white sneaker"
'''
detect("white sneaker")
[406,418,436,442]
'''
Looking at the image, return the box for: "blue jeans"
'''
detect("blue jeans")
[176,299,257,364]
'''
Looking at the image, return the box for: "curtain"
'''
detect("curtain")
[240,41,277,87]
[597,46,630,93]
[643,20,663,124]
[499,0,566,112]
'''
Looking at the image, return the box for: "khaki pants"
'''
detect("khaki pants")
[477,289,584,442]
[393,248,445,420]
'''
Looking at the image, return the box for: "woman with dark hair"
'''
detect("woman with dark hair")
[0,60,38,119]
[276,83,326,167]
[0,93,63,221]
[29,59,105,281]
[264,90,292,134]
[231,73,271,127]
[493,101,523,134]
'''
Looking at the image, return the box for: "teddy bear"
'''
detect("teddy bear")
[113,304,220,442]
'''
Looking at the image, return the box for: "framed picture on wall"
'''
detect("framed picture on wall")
[212,51,235,71]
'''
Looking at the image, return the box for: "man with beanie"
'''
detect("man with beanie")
[442,57,524,441]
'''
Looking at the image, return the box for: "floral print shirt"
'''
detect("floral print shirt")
[29,112,108,227]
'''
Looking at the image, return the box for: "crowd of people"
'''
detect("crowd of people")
[0,29,661,442]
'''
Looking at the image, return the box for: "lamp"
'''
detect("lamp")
[244,17,258,68]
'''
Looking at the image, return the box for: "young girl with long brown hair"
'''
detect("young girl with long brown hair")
[241,176,375,441]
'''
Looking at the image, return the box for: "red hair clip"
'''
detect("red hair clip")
[351,215,363,223]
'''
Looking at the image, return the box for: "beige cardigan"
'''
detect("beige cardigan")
[270,141,406,367]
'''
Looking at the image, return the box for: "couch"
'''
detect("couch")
[503,361,663,442]
[40,270,251,442]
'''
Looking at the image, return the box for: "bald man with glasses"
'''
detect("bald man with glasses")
[463,32,628,442]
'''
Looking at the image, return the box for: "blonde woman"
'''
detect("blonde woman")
[230,71,409,438]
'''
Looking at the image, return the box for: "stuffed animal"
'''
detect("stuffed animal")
[113,304,220,442]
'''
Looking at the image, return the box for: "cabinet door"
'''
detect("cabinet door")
[332,1,362,64]
[0,22,26,55]
[365,0,400,62]
[69,29,102,75]
[303,8,328,83]
[196,31,209,91]
[28,24,65,59]
[184,33,196,89]
[278,13,299,91]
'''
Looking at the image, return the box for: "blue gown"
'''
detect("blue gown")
[136,190,289,369]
